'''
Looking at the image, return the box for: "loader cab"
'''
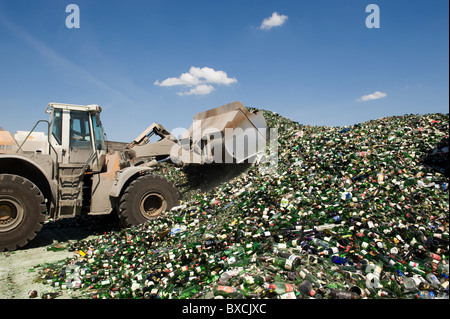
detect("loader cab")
[47,103,107,172]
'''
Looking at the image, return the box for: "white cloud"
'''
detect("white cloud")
[357,91,387,102]
[177,84,215,96]
[260,12,288,30]
[155,72,201,87]
[155,66,237,96]
[189,67,237,86]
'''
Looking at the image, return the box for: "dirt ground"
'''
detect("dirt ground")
[0,216,117,299]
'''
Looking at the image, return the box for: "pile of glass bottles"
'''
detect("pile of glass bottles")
[39,109,449,299]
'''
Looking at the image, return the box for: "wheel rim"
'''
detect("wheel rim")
[0,197,24,232]
[139,192,166,219]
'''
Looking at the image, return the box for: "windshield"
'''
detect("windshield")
[91,113,106,151]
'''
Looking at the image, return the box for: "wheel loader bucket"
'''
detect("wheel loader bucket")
[175,101,267,164]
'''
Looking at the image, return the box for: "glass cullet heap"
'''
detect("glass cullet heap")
[39,110,449,299]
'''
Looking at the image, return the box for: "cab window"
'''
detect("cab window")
[70,111,92,149]
[91,114,106,151]
[51,109,62,145]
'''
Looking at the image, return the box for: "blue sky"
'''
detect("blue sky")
[0,0,448,142]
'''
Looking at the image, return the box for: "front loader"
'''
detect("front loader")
[0,101,267,251]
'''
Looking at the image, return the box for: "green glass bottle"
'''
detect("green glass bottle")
[272,256,298,271]
[242,274,265,290]
[267,282,295,295]
[179,285,201,299]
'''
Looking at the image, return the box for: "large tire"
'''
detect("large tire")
[118,174,180,227]
[0,174,46,251]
